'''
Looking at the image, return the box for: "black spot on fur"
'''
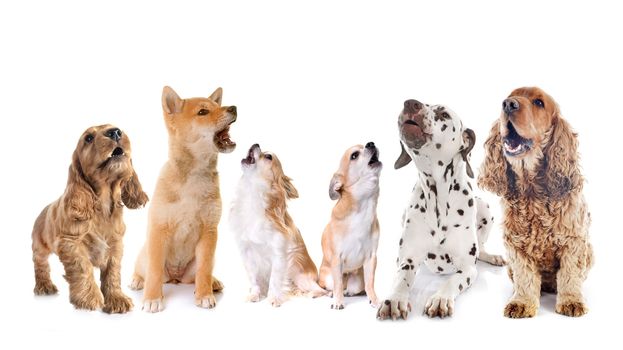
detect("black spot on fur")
[438,160,443,166]
[465,226,470,229]
[427,253,436,259]
[459,284,463,291]
[452,126,455,132]
[426,179,429,187]
[431,230,436,236]
[441,124,447,131]
[407,258,413,263]
[420,207,426,213]
[445,254,451,264]
[413,150,419,155]
[407,219,410,223]
[443,161,455,181]
[453,183,460,191]
[446,202,450,209]
[437,266,444,272]
[436,143,441,149]
[467,277,471,285]
[401,264,410,270]
[385,300,390,305]
[440,238,446,245]
[463,189,469,195]
[482,218,488,225]
[423,172,431,177]
[468,198,473,207]
[457,270,463,273]
[469,243,477,256]
[420,193,425,200]
[457,209,464,216]
[430,185,437,196]
[410,205,413,208]
[478,225,482,230]
[440,255,445,260]
[468,182,473,190]
[399,238,403,246]
[414,204,419,209]
[441,226,447,231]
[454,224,460,227]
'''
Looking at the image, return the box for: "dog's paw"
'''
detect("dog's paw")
[246,292,262,302]
[504,300,537,318]
[212,277,224,292]
[195,294,217,309]
[103,292,133,314]
[424,294,454,318]
[556,300,588,317]
[143,298,164,313]
[330,302,345,310]
[129,277,144,291]
[479,253,507,266]
[34,281,58,295]
[308,288,329,298]
[368,296,379,308]
[268,295,285,308]
[70,284,104,311]
[376,299,411,320]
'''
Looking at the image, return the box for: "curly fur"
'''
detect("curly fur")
[478,87,593,318]
[31,125,148,313]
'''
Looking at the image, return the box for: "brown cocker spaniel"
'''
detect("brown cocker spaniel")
[31,125,148,313]
[478,87,593,318]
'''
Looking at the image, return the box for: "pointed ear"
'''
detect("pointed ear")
[281,175,299,199]
[208,87,223,106]
[64,150,96,221]
[329,173,344,200]
[394,142,412,169]
[162,86,184,115]
[122,166,149,209]
[461,128,476,178]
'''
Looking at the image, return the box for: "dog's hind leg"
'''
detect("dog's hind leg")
[475,198,505,266]
[32,206,58,295]
[344,269,365,296]
[424,263,478,318]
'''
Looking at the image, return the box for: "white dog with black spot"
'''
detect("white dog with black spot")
[377,99,505,320]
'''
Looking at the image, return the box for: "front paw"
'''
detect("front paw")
[34,280,58,295]
[70,283,104,311]
[195,293,217,309]
[103,292,133,314]
[129,276,144,291]
[376,299,411,320]
[246,291,262,302]
[424,294,454,318]
[143,298,164,313]
[268,294,285,307]
[479,253,507,266]
[556,300,588,317]
[504,300,537,318]
[368,296,379,308]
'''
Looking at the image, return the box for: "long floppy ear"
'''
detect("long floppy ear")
[122,167,149,209]
[208,87,223,106]
[477,120,513,197]
[279,175,299,200]
[329,173,344,200]
[162,86,184,115]
[394,142,412,169]
[460,128,476,178]
[538,116,582,199]
[63,150,96,221]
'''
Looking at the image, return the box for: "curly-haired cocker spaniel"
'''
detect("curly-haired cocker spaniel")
[31,125,148,313]
[478,87,593,318]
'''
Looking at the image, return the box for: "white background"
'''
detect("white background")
[1,1,621,349]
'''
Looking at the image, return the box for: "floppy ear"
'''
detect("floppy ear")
[538,116,582,199]
[329,173,344,200]
[63,150,96,221]
[121,167,149,209]
[477,120,514,197]
[394,142,412,169]
[460,128,476,178]
[162,86,184,115]
[208,87,223,106]
[280,175,299,200]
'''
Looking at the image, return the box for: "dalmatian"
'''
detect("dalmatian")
[377,99,505,320]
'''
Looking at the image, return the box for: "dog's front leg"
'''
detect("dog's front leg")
[143,224,168,312]
[329,260,345,310]
[195,226,218,309]
[555,238,590,317]
[363,255,379,307]
[504,245,541,318]
[100,236,133,314]
[377,244,421,320]
[58,235,104,310]
[424,264,477,318]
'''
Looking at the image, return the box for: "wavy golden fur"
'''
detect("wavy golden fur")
[31,125,148,313]
[478,87,592,318]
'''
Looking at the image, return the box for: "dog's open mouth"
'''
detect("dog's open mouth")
[111,147,124,158]
[99,147,125,169]
[214,120,236,153]
[241,144,259,166]
[503,121,533,157]
[401,118,428,149]
[368,150,381,167]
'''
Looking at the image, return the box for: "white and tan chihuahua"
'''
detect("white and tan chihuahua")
[230,144,326,307]
[319,142,382,309]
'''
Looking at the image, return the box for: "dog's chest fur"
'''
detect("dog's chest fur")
[337,200,379,272]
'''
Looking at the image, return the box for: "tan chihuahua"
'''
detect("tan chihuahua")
[131,86,237,312]
[319,142,382,309]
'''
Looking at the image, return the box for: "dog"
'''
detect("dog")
[31,125,148,313]
[318,142,382,310]
[478,87,593,318]
[377,100,504,320]
[230,144,326,306]
[131,86,237,312]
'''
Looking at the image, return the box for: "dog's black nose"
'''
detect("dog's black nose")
[404,99,423,113]
[106,128,122,141]
[365,142,375,149]
[227,106,237,115]
[503,98,520,115]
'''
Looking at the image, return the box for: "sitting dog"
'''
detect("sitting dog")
[230,144,326,306]
[31,125,148,313]
[478,87,593,318]
[319,142,382,310]
[377,100,504,320]
[131,86,237,312]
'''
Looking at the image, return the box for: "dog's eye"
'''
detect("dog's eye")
[264,154,272,161]
[198,109,210,116]
[350,151,359,160]
[533,99,545,108]
[84,134,94,143]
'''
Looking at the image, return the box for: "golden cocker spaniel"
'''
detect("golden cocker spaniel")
[478,87,593,318]
[31,125,148,313]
